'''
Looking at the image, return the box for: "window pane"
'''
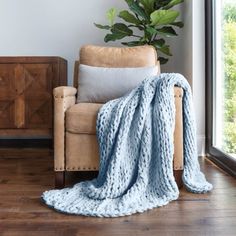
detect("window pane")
[213,0,236,158]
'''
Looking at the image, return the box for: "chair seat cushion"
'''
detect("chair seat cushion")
[66,103,103,134]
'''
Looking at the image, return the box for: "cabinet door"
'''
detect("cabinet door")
[0,64,16,128]
[23,64,53,128]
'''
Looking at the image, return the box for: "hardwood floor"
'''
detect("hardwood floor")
[0,151,236,236]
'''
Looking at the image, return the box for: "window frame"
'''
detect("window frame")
[205,0,236,177]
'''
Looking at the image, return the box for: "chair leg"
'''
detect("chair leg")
[55,171,65,189]
[174,169,183,189]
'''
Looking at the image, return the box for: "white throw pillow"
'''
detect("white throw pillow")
[77,64,159,103]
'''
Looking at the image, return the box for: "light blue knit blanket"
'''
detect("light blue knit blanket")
[42,73,212,217]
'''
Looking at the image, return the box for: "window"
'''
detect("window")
[206,0,236,176]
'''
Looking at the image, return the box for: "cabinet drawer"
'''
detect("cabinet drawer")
[0,57,67,141]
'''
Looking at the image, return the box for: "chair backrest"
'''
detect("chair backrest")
[73,44,160,88]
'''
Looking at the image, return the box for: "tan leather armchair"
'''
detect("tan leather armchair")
[53,45,184,188]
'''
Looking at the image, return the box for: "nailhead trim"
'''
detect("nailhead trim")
[65,167,99,171]
[55,167,64,171]
[174,166,184,170]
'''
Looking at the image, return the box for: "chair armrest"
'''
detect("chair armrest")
[53,86,77,98]
[54,86,77,171]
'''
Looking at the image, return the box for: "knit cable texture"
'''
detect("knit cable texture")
[42,73,213,217]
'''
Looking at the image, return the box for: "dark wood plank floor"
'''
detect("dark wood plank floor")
[0,150,236,236]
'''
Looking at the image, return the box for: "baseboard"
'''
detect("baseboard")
[197,135,205,157]
[0,139,52,148]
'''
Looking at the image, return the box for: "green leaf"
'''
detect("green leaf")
[158,57,169,64]
[119,10,140,24]
[94,23,111,30]
[150,10,179,26]
[153,42,172,56]
[163,0,184,10]
[170,21,184,28]
[146,26,158,35]
[158,45,172,56]
[104,23,133,42]
[151,39,165,48]
[104,33,127,42]
[156,26,178,36]
[106,8,117,26]
[128,24,144,30]
[140,0,155,15]
[125,0,134,5]
[129,1,149,21]
[111,23,133,36]
[144,27,156,41]
[121,41,144,46]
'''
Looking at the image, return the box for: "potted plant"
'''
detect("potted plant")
[95,0,184,64]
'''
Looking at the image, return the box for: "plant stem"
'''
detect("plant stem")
[152,33,158,42]
[132,34,142,38]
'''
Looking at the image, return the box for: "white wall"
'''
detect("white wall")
[192,0,206,156]
[162,0,193,83]
[162,0,206,156]
[0,0,127,83]
[0,0,205,155]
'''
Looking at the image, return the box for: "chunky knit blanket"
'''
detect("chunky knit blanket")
[42,73,212,217]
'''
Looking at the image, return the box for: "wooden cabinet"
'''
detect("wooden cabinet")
[0,57,67,143]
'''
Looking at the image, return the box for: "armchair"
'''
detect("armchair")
[53,45,184,188]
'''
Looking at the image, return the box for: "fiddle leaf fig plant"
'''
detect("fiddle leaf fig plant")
[95,0,184,64]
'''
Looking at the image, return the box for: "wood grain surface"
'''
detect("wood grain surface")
[0,57,67,140]
[0,152,235,236]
